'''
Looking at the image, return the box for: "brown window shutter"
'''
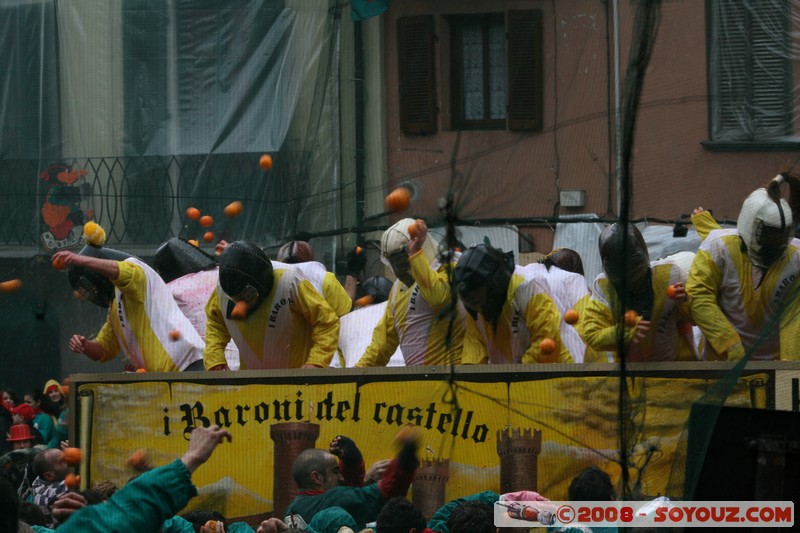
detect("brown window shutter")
[397,15,437,134]
[507,9,543,131]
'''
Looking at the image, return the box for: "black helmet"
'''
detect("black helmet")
[218,241,274,311]
[599,223,653,319]
[453,244,514,324]
[154,238,216,283]
[599,223,650,288]
[358,276,394,304]
[67,245,131,308]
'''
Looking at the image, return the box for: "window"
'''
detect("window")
[397,10,543,134]
[451,14,507,129]
[707,0,793,145]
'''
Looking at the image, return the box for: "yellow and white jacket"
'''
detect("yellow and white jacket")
[356,251,464,367]
[204,267,339,369]
[95,258,205,371]
[687,229,800,361]
[460,273,572,364]
[272,260,352,317]
[515,263,595,363]
[581,259,695,362]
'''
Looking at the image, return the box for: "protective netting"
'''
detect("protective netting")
[2,0,800,515]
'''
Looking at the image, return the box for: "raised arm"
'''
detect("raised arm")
[52,250,120,280]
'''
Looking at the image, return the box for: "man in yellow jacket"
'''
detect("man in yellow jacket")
[204,241,339,370]
[581,223,695,362]
[516,254,594,363]
[54,244,206,372]
[687,175,800,361]
[274,240,352,318]
[219,238,354,317]
[454,244,572,364]
[356,219,464,367]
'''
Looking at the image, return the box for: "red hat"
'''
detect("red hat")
[6,424,34,442]
[11,404,35,423]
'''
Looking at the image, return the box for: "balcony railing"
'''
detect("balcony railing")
[1,152,309,251]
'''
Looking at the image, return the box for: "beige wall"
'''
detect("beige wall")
[379,0,800,253]
[382,0,611,254]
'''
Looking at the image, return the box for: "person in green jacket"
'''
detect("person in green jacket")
[31,425,232,533]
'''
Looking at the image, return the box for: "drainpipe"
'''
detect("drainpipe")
[354,21,365,242]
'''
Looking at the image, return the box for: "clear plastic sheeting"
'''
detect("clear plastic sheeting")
[2,0,345,254]
[4,0,800,252]
[118,3,301,157]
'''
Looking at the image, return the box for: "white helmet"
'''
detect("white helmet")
[380,218,439,263]
[737,183,793,269]
[380,218,439,286]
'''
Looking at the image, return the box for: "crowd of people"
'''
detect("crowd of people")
[1,419,618,533]
[0,380,73,531]
[1,382,69,455]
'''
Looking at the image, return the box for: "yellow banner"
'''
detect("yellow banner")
[75,370,757,519]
